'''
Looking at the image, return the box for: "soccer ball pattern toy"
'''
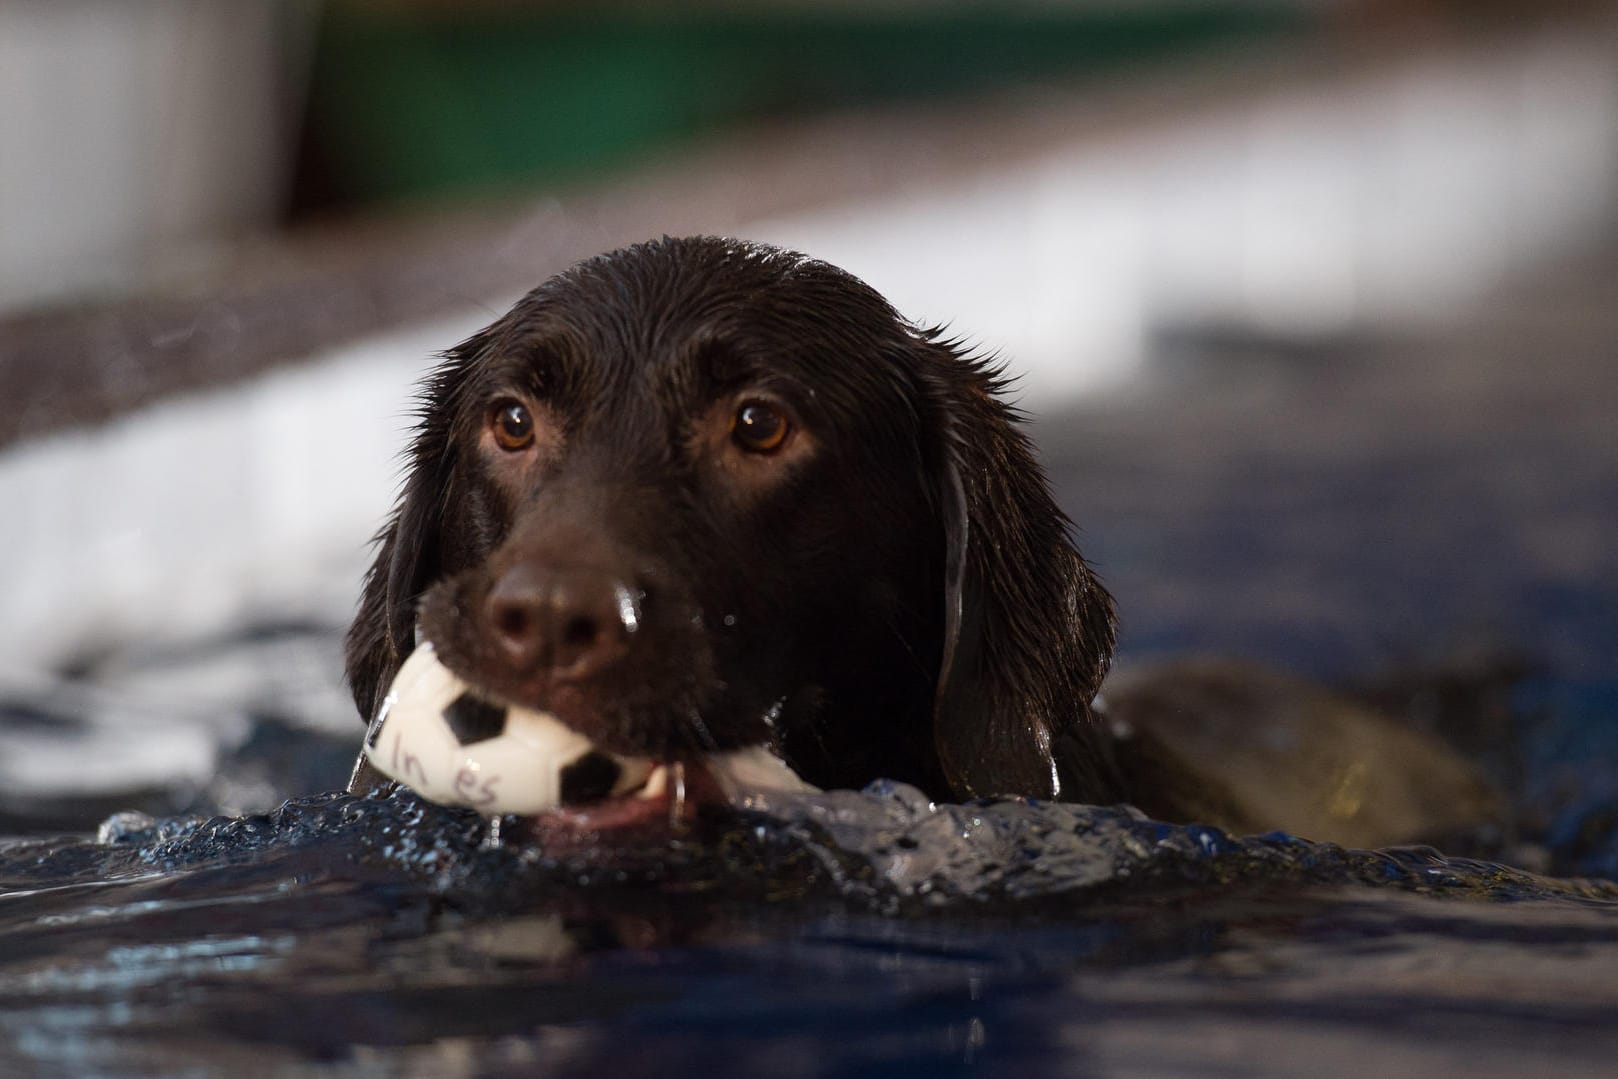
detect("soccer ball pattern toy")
[363,643,815,817]
[362,643,655,815]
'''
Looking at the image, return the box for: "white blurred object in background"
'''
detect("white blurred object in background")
[0,0,316,313]
[756,27,1618,404]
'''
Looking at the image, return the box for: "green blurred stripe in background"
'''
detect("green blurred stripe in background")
[305,3,1309,206]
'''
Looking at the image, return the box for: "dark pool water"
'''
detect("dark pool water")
[4,779,1618,1078]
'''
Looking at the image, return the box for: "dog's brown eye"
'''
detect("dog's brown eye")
[491,401,535,451]
[731,401,790,454]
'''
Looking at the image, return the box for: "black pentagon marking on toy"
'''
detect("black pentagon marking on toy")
[443,692,509,746]
[560,752,623,805]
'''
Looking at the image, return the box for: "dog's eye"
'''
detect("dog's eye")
[731,401,790,454]
[490,401,535,451]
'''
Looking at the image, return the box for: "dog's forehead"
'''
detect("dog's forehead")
[498,238,921,408]
[563,240,893,339]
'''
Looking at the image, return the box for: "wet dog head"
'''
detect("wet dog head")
[347,237,1117,803]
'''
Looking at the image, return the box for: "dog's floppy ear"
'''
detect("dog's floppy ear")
[343,335,487,721]
[919,336,1119,803]
[343,463,443,722]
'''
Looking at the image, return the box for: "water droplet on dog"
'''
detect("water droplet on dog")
[614,585,641,634]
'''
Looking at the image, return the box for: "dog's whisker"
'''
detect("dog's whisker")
[870,604,934,681]
[683,706,720,752]
[668,760,687,828]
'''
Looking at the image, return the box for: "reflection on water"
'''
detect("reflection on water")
[3,785,1618,1077]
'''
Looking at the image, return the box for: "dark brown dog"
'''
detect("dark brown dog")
[345,235,1510,848]
[345,236,1121,806]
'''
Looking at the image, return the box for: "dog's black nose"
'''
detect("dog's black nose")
[483,563,638,683]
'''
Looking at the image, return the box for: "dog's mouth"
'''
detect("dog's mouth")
[527,754,771,843]
[361,643,815,831]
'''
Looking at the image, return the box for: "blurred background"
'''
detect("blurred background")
[2,0,1617,844]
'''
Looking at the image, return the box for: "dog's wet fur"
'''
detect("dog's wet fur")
[346,236,1119,805]
[347,235,1504,847]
